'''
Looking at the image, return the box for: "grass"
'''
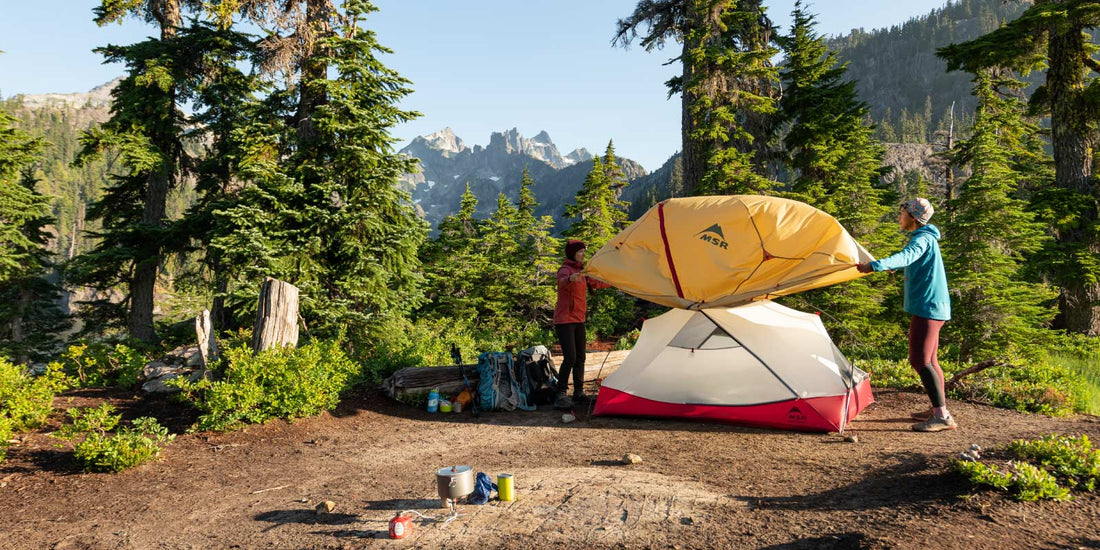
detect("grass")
[1047,352,1100,416]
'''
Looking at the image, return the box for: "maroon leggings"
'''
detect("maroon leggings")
[909,316,946,407]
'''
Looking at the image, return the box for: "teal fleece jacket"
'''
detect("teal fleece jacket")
[870,224,951,321]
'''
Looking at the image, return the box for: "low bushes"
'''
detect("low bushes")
[172,338,359,432]
[860,354,1089,416]
[54,404,174,473]
[955,434,1099,501]
[0,358,70,461]
[56,342,148,388]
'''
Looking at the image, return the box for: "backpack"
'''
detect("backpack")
[476,352,535,412]
[515,345,559,406]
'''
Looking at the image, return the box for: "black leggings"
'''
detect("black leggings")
[555,323,586,395]
[909,315,947,408]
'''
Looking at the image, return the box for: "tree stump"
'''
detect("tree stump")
[195,309,219,367]
[252,277,300,353]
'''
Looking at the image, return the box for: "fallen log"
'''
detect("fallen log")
[944,359,1012,392]
[383,349,631,400]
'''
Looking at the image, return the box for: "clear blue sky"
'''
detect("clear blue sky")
[1,1,952,170]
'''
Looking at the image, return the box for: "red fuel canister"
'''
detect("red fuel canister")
[389,513,412,539]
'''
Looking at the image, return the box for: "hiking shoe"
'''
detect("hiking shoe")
[910,408,933,421]
[553,394,574,410]
[572,392,589,402]
[912,416,957,432]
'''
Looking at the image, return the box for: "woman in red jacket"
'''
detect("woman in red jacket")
[553,240,609,410]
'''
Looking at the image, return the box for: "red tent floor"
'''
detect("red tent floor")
[593,377,874,432]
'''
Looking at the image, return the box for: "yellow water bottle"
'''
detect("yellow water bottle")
[497,473,514,501]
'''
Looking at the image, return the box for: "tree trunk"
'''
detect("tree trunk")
[681,40,704,196]
[296,0,332,143]
[129,168,169,343]
[252,277,300,353]
[1046,8,1100,334]
[195,309,219,367]
[128,0,183,344]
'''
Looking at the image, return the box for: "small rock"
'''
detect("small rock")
[970,443,982,452]
[297,498,309,503]
[315,500,336,514]
[680,516,694,525]
[141,374,184,394]
[959,452,977,462]
[622,453,643,465]
[843,434,859,443]
[561,413,575,423]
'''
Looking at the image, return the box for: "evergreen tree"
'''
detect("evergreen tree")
[69,0,198,341]
[564,156,624,250]
[177,19,265,330]
[563,156,636,339]
[776,2,900,346]
[0,109,69,362]
[199,1,425,339]
[938,0,1100,334]
[943,70,1058,360]
[512,168,560,330]
[615,0,780,196]
[419,184,486,324]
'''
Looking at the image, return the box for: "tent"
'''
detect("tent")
[593,300,873,432]
[584,195,874,309]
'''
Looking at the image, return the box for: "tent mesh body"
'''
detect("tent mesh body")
[593,301,874,432]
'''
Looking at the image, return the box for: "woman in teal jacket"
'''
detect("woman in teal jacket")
[858,198,955,432]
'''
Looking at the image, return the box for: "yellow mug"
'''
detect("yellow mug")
[497,473,514,501]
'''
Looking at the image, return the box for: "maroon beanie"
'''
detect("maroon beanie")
[564,240,586,261]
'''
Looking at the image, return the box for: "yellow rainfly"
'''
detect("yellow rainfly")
[584,195,876,310]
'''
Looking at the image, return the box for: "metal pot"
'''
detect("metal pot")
[436,465,475,500]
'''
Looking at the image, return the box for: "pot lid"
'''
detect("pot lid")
[436,465,472,476]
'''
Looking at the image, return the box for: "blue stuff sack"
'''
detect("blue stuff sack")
[467,472,497,505]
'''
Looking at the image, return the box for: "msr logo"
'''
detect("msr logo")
[696,223,729,250]
[786,406,806,424]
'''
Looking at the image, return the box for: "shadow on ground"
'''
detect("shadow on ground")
[740,452,966,512]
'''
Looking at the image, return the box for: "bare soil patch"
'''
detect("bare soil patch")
[2,386,1099,549]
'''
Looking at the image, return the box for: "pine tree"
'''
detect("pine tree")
[564,156,621,250]
[564,156,637,338]
[419,184,486,324]
[0,109,69,362]
[615,0,780,196]
[776,2,900,346]
[943,70,1058,360]
[177,19,265,330]
[206,1,426,338]
[512,168,560,330]
[938,0,1100,335]
[67,0,198,342]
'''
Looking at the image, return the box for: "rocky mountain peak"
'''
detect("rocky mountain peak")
[421,127,466,156]
[17,77,120,110]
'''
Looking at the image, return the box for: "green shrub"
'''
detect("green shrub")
[0,358,70,433]
[955,433,1100,501]
[615,328,641,351]
[952,359,1088,416]
[358,316,483,382]
[955,459,1013,490]
[0,415,12,462]
[57,342,148,388]
[1006,434,1100,491]
[860,355,1088,416]
[587,291,638,341]
[172,338,359,432]
[1011,462,1071,501]
[54,404,174,473]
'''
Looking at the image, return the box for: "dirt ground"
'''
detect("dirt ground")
[2,385,1100,550]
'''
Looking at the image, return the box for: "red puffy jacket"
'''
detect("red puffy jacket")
[554,259,610,324]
